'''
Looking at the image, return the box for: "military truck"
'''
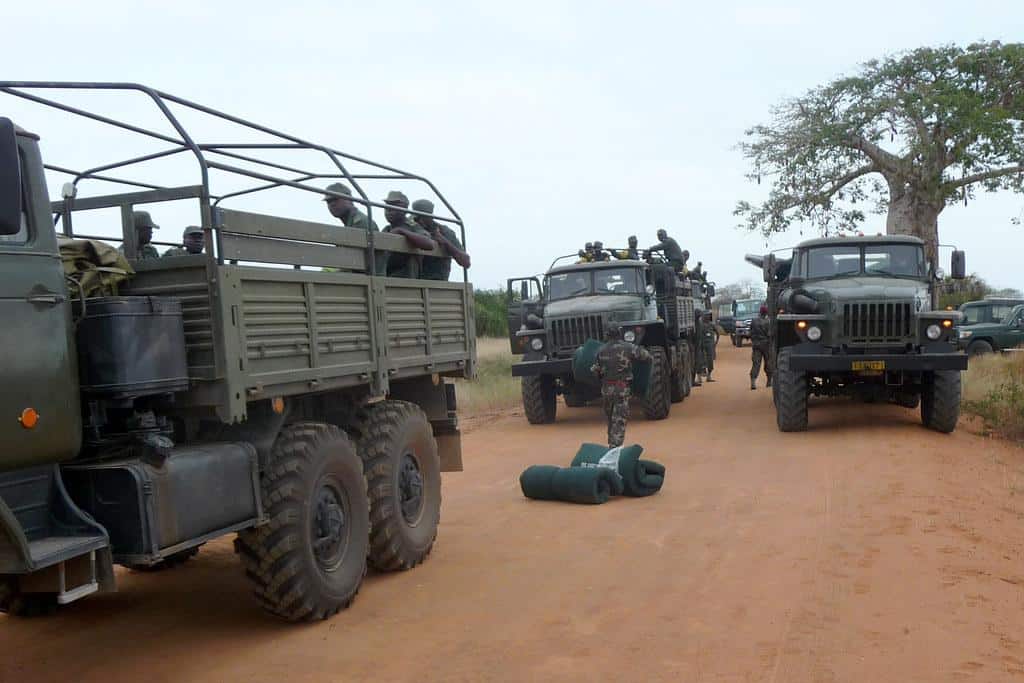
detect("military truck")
[957,302,1024,354]
[507,255,713,423]
[728,298,764,347]
[749,235,967,433]
[0,83,475,621]
[957,297,1024,355]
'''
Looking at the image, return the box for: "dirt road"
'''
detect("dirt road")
[3,344,1024,682]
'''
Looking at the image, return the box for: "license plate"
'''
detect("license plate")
[852,360,885,371]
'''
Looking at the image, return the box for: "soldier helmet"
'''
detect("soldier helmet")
[322,182,352,200]
[657,228,667,239]
[411,198,435,214]
[183,225,203,236]
[628,235,637,245]
[594,241,604,249]
[133,210,158,230]
[383,190,410,207]
[604,322,621,339]
[682,249,690,259]
[585,242,593,249]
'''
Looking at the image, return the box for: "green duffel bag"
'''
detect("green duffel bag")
[571,443,665,497]
[519,465,624,505]
[572,339,652,396]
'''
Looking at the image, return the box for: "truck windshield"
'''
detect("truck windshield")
[799,244,925,279]
[734,300,760,318]
[594,268,641,295]
[960,305,985,324]
[547,271,592,300]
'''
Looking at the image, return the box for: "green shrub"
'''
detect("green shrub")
[963,353,1024,441]
[474,288,508,338]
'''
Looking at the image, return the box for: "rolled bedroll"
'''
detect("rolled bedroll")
[519,464,624,504]
[571,443,665,497]
[572,339,652,396]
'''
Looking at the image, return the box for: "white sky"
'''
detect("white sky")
[5,0,1023,291]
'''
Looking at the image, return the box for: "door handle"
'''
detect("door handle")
[26,293,66,306]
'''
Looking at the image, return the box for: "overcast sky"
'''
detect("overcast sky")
[5,0,1023,291]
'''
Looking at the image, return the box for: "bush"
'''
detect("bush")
[474,288,508,338]
[455,337,521,416]
[963,352,1024,441]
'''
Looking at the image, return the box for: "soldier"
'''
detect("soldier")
[379,190,435,277]
[648,228,686,272]
[592,241,610,261]
[163,225,204,258]
[118,211,161,260]
[699,310,717,382]
[323,182,379,233]
[750,305,773,390]
[612,235,640,260]
[413,199,471,281]
[590,323,652,448]
[577,242,595,263]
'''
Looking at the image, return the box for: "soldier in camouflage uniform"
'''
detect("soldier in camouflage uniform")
[590,323,652,448]
[698,310,717,382]
[162,225,204,258]
[413,199,471,281]
[749,305,773,390]
[323,182,379,233]
[118,211,161,260]
[379,190,435,277]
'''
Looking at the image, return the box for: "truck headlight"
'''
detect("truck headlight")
[926,324,941,340]
[806,325,822,342]
[623,330,636,343]
[530,337,544,351]
[958,329,972,339]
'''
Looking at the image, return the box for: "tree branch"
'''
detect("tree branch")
[944,163,1024,189]
[843,134,902,174]
[794,163,879,206]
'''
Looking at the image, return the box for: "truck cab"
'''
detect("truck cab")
[957,298,1024,354]
[729,298,764,347]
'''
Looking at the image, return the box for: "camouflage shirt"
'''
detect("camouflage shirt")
[591,340,653,383]
[421,223,463,281]
[750,316,771,347]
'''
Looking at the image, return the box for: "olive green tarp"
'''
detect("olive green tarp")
[572,339,652,396]
[58,237,134,300]
[571,443,665,497]
[519,464,624,505]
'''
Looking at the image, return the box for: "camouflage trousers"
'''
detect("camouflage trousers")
[699,340,716,374]
[751,344,772,380]
[601,383,631,448]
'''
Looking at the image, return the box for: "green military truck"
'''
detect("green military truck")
[507,255,713,423]
[0,83,475,621]
[957,298,1024,355]
[749,235,967,433]
[728,298,764,347]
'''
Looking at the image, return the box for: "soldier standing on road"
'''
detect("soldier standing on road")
[414,199,471,281]
[323,182,379,233]
[648,229,686,273]
[591,323,653,448]
[119,211,161,260]
[162,225,205,258]
[699,310,717,382]
[612,235,640,260]
[750,305,773,390]
[379,190,435,277]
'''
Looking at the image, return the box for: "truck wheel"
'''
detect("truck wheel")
[967,340,994,356]
[642,346,671,420]
[775,348,808,432]
[358,401,441,571]
[670,342,690,403]
[126,545,201,572]
[921,370,961,433]
[235,423,368,622]
[522,375,557,424]
[732,335,741,347]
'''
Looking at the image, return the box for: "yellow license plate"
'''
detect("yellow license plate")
[852,360,885,371]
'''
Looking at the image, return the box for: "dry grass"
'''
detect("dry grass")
[963,352,1024,442]
[455,337,523,416]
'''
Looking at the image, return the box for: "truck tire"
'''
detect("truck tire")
[357,401,441,572]
[642,346,671,420]
[921,370,961,433]
[235,422,368,622]
[126,545,201,572]
[522,375,557,424]
[775,348,808,432]
[670,342,690,403]
[967,340,994,356]
[732,335,742,347]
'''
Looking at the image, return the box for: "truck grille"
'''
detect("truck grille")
[551,315,604,350]
[842,301,913,343]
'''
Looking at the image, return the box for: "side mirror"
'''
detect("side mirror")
[762,254,776,283]
[951,250,966,280]
[0,118,22,236]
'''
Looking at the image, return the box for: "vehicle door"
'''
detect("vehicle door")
[0,119,81,470]
[506,277,543,349]
[1004,305,1024,351]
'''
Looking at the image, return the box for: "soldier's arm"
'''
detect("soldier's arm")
[435,230,471,268]
[633,344,653,362]
[391,227,436,251]
[590,361,603,379]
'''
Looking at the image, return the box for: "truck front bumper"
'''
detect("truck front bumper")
[511,358,574,377]
[789,343,968,372]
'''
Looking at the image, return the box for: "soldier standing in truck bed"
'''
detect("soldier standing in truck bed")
[118,211,161,260]
[750,305,772,390]
[379,190,435,277]
[591,323,652,448]
[163,225,204,258]
[414,199,471,281]
[612,236,639,260]
[323,182,378,233]
[647,228,686,272]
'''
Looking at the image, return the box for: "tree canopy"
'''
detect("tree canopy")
[736,41,1024,261]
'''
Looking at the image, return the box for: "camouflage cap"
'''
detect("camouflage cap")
[410,198,434,214]
[183,225,203,236]
[133,210,158,230]
[322,182,352,201]
[384,190,410,207]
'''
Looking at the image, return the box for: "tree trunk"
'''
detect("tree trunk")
[885,181,941,265]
